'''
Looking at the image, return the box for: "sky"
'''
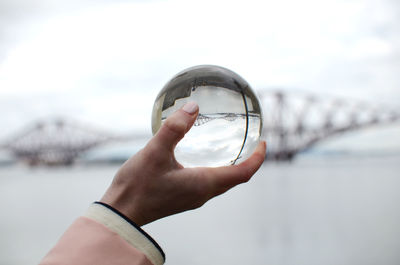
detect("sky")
[0,0,399,153]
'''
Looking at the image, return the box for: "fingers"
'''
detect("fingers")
[150,101,199,152]
[205,141,266,194]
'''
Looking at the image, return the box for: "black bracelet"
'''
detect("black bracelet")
[94,201,165,260]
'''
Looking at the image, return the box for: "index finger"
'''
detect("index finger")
[204,141,266,193]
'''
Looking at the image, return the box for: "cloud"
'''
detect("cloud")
[0,0,399,144]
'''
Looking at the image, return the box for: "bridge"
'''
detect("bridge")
[0,90,399,165]
[0,118,146,166]
[259,90,400,160]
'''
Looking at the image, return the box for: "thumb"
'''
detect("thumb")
[151,101,199,152]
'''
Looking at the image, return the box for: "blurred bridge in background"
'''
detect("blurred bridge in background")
[0,89,399,166]
[0,119,146,166]
[259,90,399,160]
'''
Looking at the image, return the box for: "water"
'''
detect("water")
[1,154,400,265]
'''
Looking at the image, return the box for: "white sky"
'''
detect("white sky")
[0,0,399,151]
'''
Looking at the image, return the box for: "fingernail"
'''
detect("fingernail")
[182,101,199,114]
[262,141,267,149]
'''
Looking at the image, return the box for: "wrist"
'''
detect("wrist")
[100,189,148,226]
[86,202,165,265]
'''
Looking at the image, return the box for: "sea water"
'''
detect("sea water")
[1,154,400,265]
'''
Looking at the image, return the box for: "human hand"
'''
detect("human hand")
[100,102,266,226]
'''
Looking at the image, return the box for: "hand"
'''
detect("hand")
[100,102,266,226]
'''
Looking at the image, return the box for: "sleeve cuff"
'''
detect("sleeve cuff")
[84,201,165,265]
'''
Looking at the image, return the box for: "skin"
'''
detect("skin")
[100,102,266,226]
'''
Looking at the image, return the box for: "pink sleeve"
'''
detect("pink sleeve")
[40,203,165,265]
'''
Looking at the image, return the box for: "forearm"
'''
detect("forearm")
[40,202,165,265]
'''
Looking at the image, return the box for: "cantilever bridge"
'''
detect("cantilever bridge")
[259,91,399,160]
[0,119,146,166]
[1,90,399,165]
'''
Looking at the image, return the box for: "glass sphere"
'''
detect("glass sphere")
[151,65,263,167]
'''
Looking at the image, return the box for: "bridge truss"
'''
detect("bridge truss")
[0,90,399,165]
[258,90,400,160]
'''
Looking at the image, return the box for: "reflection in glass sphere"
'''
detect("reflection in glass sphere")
[151,65,263,167]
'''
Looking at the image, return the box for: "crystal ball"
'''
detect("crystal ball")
[151,65,263,167]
